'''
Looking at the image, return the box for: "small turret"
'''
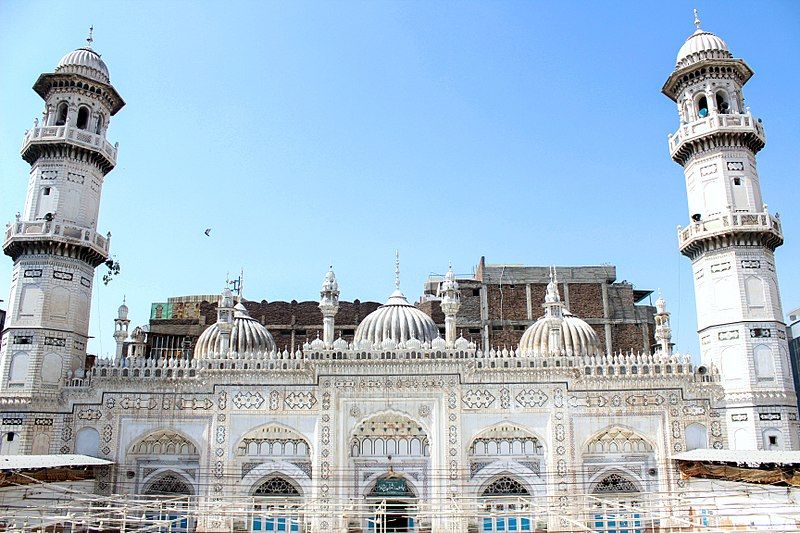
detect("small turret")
[437,264,461,348]
[217,288,235,355]
[319,266,340,348]
[113,297,130,362]
[653,291,672,356]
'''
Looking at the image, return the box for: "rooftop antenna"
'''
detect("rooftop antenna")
[87,26,94,47]
[693,8,701,30]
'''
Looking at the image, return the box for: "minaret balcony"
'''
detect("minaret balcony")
[4,220,110,266]
[677,209,783,257]
[669,113,766,162]
[21,125,117,169]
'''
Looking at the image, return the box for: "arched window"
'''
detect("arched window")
[144,472,193,496]
[253,476,301,497]
[76,106,90,130]
[697,95,709,118]
[482,476,529,497]
[95,114,104,135]
[716,91,730,114]
[55,102,68,126]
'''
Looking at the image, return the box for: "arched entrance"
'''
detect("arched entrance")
[589,472,643,533]
[142,471,195,532]
[367,472,417,532]
[479,476,535,532]
[251,475,304,532]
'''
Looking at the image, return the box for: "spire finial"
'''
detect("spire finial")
[693,8,701,30]
[394,250,400,290]
[87,26,94,47]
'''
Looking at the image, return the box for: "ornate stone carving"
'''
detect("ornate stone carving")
[516,389,548,407]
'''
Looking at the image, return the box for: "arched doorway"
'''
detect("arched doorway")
[479,476,535,532]
[251,475,304,532]
[142,471,195,532]
[589,472,643,533]
[367,473,417,532]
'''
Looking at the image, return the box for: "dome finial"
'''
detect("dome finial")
[87,25,94,47]
[394,250,400,291]
[693,8,701,30]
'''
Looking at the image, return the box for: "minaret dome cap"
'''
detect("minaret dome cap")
[675,12,732,69]
[56,47,110,84]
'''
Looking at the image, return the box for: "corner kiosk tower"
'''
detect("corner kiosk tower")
[664,12,799,450]
[0,32,124,413]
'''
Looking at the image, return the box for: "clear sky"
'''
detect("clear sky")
[1,1,798,359]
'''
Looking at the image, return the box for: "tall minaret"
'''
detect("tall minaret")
[664,12,798,450]
[0,31,125,401]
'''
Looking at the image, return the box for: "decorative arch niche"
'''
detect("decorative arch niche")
[130,429,199,457]
[469,423,544,457]
[585,426,654,455]
[350,412,429,458]
[236,424,310,458]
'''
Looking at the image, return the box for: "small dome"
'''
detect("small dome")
[354,290,439,345]
[676,29,732,69]
[519,310,602,357]
[332,336,349,351]
[518,267,602,358]
[195,302,276,359]
[117,300,129,320]
[56,47,110,83]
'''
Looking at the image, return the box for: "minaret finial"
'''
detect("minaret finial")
[394,250,400,291]
[693,8,701,30]
[87,26,94,47]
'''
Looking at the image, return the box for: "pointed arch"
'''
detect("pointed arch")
[142,470,194,496]
[252,474,303,497]
[589,470,643,495]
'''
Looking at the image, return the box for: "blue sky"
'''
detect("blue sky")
[1,1,798,358]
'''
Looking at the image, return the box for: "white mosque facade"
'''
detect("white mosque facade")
[0,15,797,533]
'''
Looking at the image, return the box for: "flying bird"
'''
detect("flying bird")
[204,228,212,236]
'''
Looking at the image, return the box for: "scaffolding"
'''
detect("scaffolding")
[2,479,800,532]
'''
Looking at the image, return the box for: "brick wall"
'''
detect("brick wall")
[567,283,604,318]
[612,323,645,354]
[487,284,529,321]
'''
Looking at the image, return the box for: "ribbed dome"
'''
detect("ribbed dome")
[194,303,276,359]
[56,47,110,83]
[354,290,439,345]
[676,29,731,69]
[518,310,602,357]
[518,267,602,358]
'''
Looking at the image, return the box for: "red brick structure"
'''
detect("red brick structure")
[142,257,655,358]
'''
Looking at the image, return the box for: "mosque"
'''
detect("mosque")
[0,12,797,533]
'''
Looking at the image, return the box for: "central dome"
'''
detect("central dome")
[56,47,110,83]
[195,302,276,359]
[518,268,602,358]
[354,290,439,346]
[518,310,602,357]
